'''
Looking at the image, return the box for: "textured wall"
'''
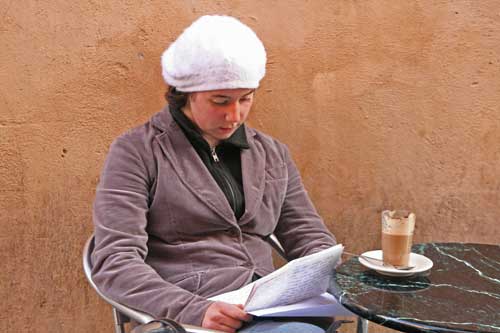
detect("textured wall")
[1,1,499,332]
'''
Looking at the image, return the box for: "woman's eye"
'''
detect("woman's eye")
[211,99,229,105]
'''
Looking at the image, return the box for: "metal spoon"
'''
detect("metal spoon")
[343,251,416,270]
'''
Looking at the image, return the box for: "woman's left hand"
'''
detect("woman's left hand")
[202,302,252,333]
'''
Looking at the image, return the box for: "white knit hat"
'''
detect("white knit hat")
[161,15,267,92]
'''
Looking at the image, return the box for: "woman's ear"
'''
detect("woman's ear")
[183,93,194,110]
[188,92,197,103]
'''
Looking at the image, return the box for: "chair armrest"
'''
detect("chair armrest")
[84,236,224,332]
[82,236,155,324]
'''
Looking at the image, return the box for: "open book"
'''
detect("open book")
[209,244,353,317]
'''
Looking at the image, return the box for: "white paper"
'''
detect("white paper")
[245,244,344,311]
[248,293,354,317]
[209,283,254,304]
[209,244,349,317]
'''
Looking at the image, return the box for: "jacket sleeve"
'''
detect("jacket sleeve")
[273,145,336,259]
[91,134,213,326]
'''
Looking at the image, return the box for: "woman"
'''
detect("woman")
[92,15,336,333]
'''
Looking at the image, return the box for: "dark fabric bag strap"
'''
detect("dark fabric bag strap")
[325,319,354,333]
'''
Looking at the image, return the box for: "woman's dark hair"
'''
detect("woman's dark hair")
[165,87,189,110]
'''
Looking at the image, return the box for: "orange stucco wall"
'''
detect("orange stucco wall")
[1,1,499,332]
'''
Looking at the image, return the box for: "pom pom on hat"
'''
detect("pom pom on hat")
[161,15,266,92]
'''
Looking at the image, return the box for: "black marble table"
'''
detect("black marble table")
[330,243,500,333]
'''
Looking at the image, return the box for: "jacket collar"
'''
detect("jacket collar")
[169,106,250,150]
[151,106,266,227]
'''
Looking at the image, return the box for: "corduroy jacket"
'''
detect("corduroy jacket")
[91,106,336,326]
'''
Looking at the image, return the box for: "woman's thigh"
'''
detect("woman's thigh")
[238,319,325,333]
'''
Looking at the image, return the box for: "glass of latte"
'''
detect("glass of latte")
[381,210,416,266]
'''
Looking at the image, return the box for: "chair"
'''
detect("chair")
[83,235,222,333]
[83,234,368,333]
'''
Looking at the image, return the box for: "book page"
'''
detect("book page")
[208,282,255,305]
[248,292,354,317]
[244,244,343,311]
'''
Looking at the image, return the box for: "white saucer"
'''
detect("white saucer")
[359,250,433,277]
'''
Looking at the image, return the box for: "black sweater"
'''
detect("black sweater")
[170,107,249,220]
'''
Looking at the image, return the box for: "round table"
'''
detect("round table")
[330,243,500,333]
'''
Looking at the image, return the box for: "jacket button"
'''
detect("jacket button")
[226,229,238,237]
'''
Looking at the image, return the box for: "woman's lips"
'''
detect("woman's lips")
[219,127,234,134]
[219,124,238,133]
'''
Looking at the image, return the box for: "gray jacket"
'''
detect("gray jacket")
[91,107,336,325]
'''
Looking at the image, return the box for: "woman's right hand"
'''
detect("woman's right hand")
[202,302,252,333]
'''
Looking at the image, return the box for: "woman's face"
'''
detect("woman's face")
[183,88,255,147]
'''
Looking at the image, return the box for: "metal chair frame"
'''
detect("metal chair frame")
[83,234,368,333]
[83,236,222,333]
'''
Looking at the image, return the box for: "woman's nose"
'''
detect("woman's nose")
[225,103,241,122]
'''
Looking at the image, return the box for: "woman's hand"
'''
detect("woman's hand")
[202,302,252,333]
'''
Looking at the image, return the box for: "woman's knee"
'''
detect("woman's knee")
[239,320,325,333]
